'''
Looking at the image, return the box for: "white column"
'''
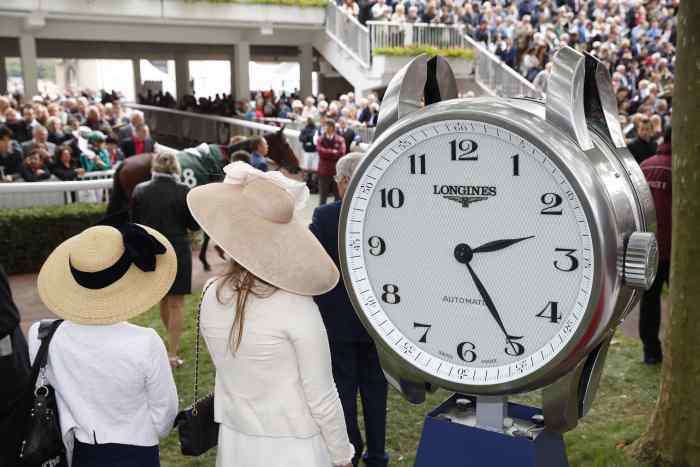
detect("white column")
[229,56,236,98]
[19,34,38,98]
[233,42,250,101]
[175,54,190,103]
[132,58,142,99]
[0,57,7,95]
[299,44,313,98]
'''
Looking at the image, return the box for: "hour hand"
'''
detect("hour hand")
[473,236,535,254]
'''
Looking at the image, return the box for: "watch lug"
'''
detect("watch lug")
[582,52,627,149]
[578,333,614,417]
[376,344,427,404]
[543,332,614,433]
[398,379,427,404]
[374,54,457,141]
[542,360,585,433]
[546,46,594,151]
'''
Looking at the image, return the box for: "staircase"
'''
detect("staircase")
[315,4,541,99]
[313,4,379,95]
[315,4,478,95]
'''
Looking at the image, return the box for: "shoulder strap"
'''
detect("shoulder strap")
[192,281,217,411]
[29,319,63,388]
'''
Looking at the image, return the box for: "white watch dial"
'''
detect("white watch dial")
[344,120,595,386]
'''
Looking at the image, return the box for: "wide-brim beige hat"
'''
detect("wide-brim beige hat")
[38,224,177,325]
[187,161,339,296]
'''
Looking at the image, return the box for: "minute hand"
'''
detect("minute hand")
[473,235,535,254]
[465,262,521,342]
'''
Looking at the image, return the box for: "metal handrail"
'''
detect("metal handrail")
[0,178,113,194]
[325,2,371,67]
[128,104,370,152]
[462,34,542,99]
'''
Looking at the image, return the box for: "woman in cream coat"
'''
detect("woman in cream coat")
[188,161,354,467]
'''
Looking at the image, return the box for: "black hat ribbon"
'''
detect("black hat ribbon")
[69,223,167,290]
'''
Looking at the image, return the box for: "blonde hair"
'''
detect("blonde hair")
[216,260,277,352]
[151,151,181,176]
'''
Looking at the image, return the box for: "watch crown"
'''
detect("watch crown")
[623,232,658,290]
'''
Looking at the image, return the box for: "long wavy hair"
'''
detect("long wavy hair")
[215,259,277,352]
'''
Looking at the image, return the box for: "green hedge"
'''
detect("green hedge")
[374,46,476,60]
[0,204,107,274]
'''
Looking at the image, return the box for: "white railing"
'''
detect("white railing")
[325,3,371,67]
[129,103,371,153]
[368,22,468,51]
[128,103,306,160]
[0,178,114,209]
[462,34,542,99]
[79,169,115,180]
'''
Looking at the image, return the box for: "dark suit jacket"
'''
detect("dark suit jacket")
[337,127,357,154]
[310,201,371,342]
[0,265,30,467]
[131,174,199,240]
[120,137,155,158]
[117,124,134,143]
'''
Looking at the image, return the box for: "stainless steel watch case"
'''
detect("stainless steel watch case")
[339,47,657,430]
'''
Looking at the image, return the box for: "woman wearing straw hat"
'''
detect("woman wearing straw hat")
[132,151,200,369]
[188,161,354,467]
[28,221,179,467]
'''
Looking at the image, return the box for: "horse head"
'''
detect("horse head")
[264,126,300,174]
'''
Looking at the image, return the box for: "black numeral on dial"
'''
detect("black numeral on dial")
[450,139,479,161]
[409,154,426,174]
[368,236,386,256]
[511,154,519,176]
[381,284,401,304]
[380,188,404,208]
[457,341,477,362]
[554,248,579,272]
[540,193,563,215]
[505,336,526,357]
[536,301,561,323]
[413,322,432,343]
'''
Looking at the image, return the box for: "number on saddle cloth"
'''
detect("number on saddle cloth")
[176,148,223,188]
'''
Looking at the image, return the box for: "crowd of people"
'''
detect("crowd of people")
[141,88,381,128]
[339,0,676,139]
[0,92,156,182]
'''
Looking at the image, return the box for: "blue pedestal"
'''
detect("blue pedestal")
[414,394,569,467]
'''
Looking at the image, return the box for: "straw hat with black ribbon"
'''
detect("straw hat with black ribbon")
[187,161,339,296]
[37,221,177,325]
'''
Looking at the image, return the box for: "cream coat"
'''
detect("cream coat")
[200,278,354,465]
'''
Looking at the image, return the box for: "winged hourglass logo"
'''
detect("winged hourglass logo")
[433,185,497,207]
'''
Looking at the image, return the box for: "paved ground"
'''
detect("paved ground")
[11,192,665,343]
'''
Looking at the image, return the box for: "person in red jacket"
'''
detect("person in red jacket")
[639,126,672,365]
[316,119,346,205]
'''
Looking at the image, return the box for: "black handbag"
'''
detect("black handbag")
[174,284,219,456]
[18,319,66,467]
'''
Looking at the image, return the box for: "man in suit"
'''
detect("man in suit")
[337,117,358,155]
[20,125,55,158]
[120,124,155,158]
[0,265,31,467]
[0,126,23,180]
[310,153,389,467]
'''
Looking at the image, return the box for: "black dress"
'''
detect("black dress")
[131,174,199,295]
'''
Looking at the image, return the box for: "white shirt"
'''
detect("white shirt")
[200,278,354,466]
[28,321,178,447]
